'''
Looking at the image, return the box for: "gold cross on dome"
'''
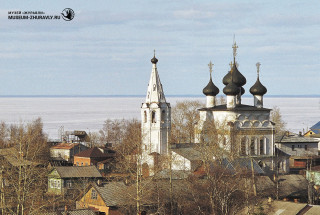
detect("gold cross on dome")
[232,41,238,59]
[229,61,233,69]
[256,62,261,77]
[208,61,213,78]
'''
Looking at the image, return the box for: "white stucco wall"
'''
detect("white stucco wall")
[171,151,191,171]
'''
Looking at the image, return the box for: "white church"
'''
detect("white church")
[140,43,286,176]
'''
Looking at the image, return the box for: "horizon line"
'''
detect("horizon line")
[0,94,319,98]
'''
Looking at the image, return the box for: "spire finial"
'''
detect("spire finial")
[229,61,233,70]
[208,61,213,79]
[256,62,261,78]
[151,50,158,64]
[232,35,238,60]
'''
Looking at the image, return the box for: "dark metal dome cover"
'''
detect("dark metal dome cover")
[223,64,246,87]
[151,56,158,64]
[250,78,267,95]
[203,78,219,96]
[231,63,246,87]
[223,71,231,86]
[223,81,240,95]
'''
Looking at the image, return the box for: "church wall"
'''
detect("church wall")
[171,151,191,171]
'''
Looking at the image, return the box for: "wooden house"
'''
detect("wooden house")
[304,121,320,138]
[76,182,130,215]
[50,142,88,163]
[275,131,320,173]
[47,166,102,195]
[74,147,114,167]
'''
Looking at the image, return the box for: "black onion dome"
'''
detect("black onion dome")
[240,86,245,95]
[203,78,219,96]
[151,55,158,64]
[250,78,267,95]
[223,71,232,86]
[231,63,246,87]
[223,82,240,95]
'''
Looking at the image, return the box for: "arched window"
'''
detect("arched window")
[240,137,246,155]
[250,138,255,155]
[144,111,147,123]
[152,111,156,123]
[259,137,264,155]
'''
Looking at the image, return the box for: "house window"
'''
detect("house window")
[66,180,72,188]
[50,179,54,188]
[50,179,61,189]
[292,145,295,151]
[91,189,97,199]
[305,145,308,150]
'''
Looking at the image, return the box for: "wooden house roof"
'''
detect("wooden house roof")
[93,182,130,206]
[53,166,102,178]
[0,147,39,167]
[74,147,111,158]
[51,142,80,150]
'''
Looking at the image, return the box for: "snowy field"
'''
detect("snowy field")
[0,96,319,139]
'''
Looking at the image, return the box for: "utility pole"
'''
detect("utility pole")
[250,158,257,196]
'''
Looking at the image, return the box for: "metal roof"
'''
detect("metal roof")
[54,166,102,178]
[276,132,319,143]
[230,157,265,174]
[171,147,202,161]
[94,182,130,206]
[198,104,271,112]
[310,121,320,134]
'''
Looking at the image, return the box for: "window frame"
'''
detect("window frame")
[91,189,98,200]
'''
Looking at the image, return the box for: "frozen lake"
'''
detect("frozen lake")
[0,96,319,139]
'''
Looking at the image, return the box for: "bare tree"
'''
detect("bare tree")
[99,119,128,145]
[271,106,286,133]
[171,100,204,143]
[0,118,51,214]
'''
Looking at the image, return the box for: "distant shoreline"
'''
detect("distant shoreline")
[0,95,319,98]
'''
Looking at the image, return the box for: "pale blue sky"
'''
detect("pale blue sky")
[0,0,319,96]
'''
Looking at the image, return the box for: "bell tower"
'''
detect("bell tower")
[141,51,171,173]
